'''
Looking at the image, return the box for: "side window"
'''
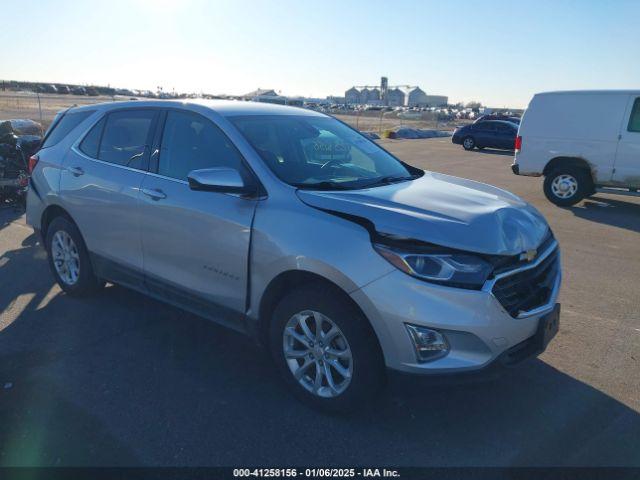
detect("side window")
[98,110,156,168]
[79,117,105,158]
[158,110,245,181]
[628,97,640,132]
[41,110,94,149]
[496,124,512,132]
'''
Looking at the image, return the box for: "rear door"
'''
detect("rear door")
[138,109,258,326]
[613,95,640,187]
[60,108,159,286]
[495,123,517,149]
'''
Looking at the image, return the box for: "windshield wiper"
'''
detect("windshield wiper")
[361,175,415,189]
[291,181,354,191]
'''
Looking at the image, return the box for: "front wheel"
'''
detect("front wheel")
[269,284,385,413]
[543,168,592,206]
[462,136,475,150]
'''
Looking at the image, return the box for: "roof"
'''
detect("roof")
[536,89,640,96]
[69,99,325,118]
[243,89,278,97]
[476,119,519,127]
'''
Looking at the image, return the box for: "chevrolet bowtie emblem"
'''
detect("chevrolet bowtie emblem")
[520,249,537,262]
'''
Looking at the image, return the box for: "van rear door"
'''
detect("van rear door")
[612,95,640,187]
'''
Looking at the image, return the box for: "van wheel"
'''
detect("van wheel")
[45,217,104,296]
[269,284,385,413]
[543,168,592,206]
[462,136,475,150]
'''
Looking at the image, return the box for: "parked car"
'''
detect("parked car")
[512,90,640,206]
[27,101,561,412]
[452,120,518,151]
[38,84,58,94]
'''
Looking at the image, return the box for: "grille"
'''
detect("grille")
[492,247,559,317]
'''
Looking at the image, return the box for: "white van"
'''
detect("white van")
[512,90,640,206]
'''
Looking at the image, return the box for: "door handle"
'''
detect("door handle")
[67,166,84,176]
[141,187,167,200]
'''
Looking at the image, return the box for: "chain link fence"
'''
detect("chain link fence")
[0,92,124,130]
[323,108,470,137]
[0,92,471,137]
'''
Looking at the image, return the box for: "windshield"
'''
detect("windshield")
[230,115,419,190]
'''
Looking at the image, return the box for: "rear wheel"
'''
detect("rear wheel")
[543,167,592,206]
[45,217,104,295]
[269,284,385,413]
[462,136,475,150]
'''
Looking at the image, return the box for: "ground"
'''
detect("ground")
[0,139,638,466]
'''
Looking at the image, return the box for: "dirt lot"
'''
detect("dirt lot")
[332,111,465,133]
[0,92,126,130]
[0,92,465,133]
[0,139,638,467]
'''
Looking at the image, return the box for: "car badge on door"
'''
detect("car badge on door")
[520,249,537,262]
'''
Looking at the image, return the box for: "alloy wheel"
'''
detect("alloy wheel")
[282,310,353,398]
[51,230,80,285]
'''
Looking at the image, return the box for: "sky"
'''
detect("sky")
[1,0,638,108]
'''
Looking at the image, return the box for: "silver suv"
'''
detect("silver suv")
[27,100,561,412]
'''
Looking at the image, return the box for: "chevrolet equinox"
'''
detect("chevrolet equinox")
[26,100,561,412]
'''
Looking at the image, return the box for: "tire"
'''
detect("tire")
[462,136,475,150]
[45,216,104,296]
[269,283,385,413]
[543,167,592,206]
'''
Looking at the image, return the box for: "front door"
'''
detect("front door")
[613,96,640,187]
[60,108,159,286]
[474,122,497,148]
[138,109,258,326]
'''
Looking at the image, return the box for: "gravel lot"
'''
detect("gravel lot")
[0,139,638,467]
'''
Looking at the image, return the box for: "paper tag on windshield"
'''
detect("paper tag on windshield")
[353,136,379,154]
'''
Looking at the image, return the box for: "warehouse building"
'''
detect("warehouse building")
[242,88,303,106]
[345,77,448,107]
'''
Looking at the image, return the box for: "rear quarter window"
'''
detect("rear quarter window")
[41,110,95,149]
[79,117,106,158]
[628,97,640,132]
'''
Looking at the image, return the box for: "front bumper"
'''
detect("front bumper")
[351,266,561,375]
[386,312,558,387]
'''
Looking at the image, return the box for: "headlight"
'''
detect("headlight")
[374,244,493,289]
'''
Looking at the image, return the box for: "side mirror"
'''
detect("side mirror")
[187,167,257,195]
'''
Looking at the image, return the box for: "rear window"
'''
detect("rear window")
[41,110,94,149]
[628,97,640,132]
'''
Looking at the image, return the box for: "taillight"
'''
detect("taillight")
[514,135,522,152]
[17,173,29,187]
[28,154,39,173]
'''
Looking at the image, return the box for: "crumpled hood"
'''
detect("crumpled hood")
[296,172,550,256]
